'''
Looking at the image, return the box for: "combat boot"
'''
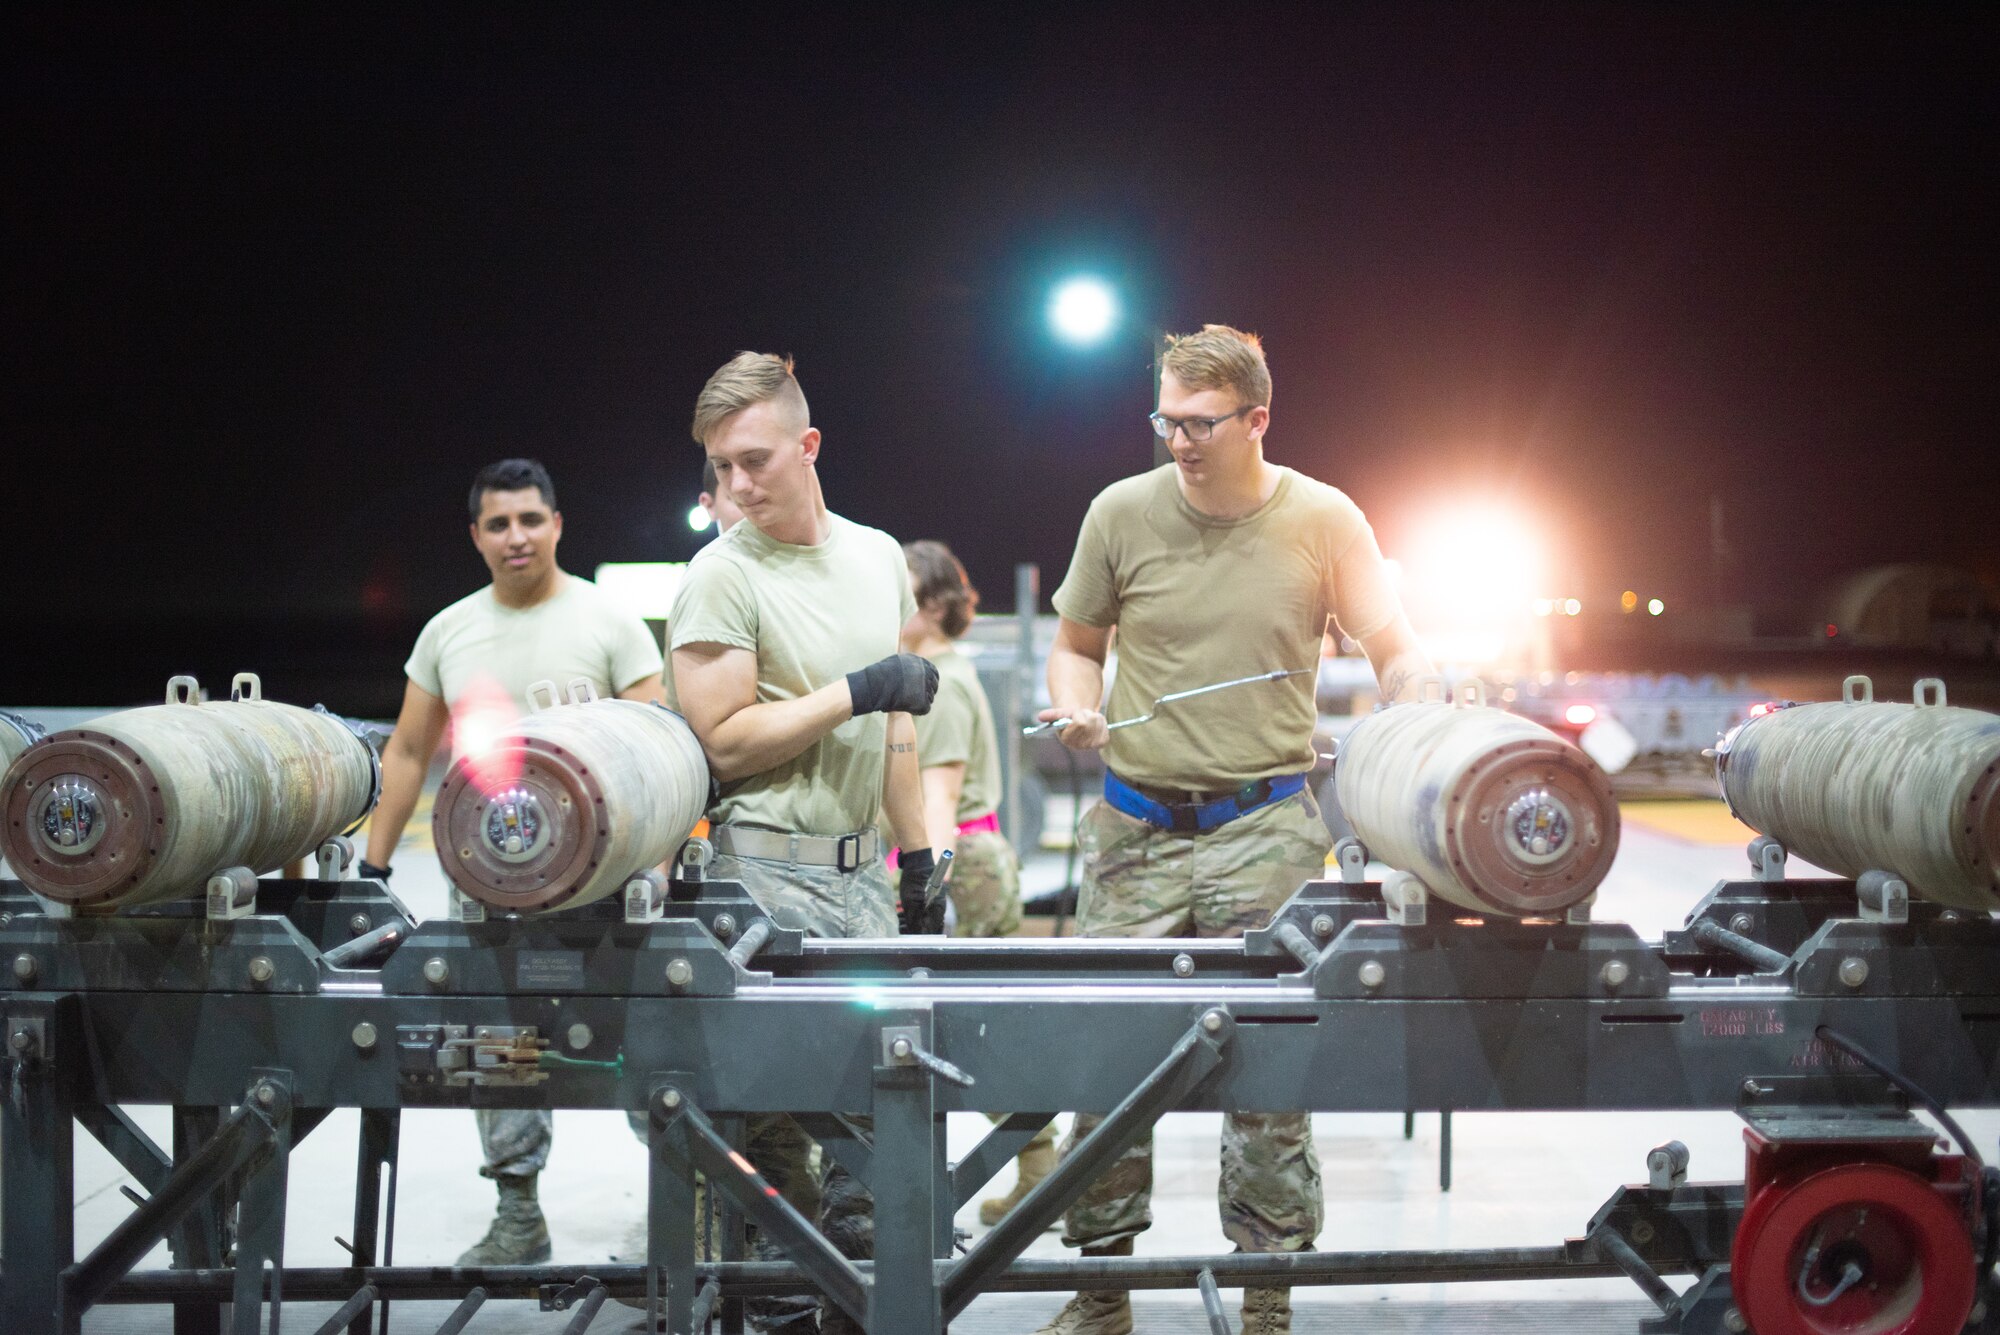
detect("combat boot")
[455,1174,552,1266]
[979,1133,1058,1227]
[1240,1284,1291,1334]
[1029,1238,1133,1335]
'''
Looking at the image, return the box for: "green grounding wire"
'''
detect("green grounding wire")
[538,1051,626,1075]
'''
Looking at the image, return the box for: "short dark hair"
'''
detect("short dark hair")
[701,457,719,495]
[904,540,979,639]
[468,458,557,520]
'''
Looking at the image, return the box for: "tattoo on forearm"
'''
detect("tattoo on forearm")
[888,742,915,753]
[1382,669,1412,703]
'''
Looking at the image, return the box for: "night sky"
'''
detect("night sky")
[6,6,1997,707]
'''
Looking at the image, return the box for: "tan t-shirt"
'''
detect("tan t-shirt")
[1053,464,1399,790]
[669,513,916,836]
[405,574,664,753]
[915,646,1003,823]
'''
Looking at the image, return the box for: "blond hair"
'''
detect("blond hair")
[1160,324,1271,410]
[691,351,810,445]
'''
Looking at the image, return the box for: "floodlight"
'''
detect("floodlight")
[1048,276,1118,346]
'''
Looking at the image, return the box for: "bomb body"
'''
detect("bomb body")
[1336,689,1619,915]
[433,695,710,913]
[0,675,377,908]
[1717,678,2000,910]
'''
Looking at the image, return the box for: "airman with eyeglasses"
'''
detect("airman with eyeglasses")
[1147,403,1257,443]
[1028,323,1433,1335]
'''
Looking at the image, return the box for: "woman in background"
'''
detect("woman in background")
[900,539,1057,1225]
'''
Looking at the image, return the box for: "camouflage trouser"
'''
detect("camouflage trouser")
[477,1108,553,1180]
[713,848,897,939]
[707,848,895,1326]
[949,827,1022,939]
[1060,787,1329,1253]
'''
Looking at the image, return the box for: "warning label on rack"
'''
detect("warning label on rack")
[516,950,586,991]
[1699,1007,1784,1038]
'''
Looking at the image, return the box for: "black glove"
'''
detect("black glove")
[357,859,393,881]
[897,848,945,935]
[847,653,939,716]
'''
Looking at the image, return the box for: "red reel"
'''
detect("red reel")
[1732,1159,1976,1335]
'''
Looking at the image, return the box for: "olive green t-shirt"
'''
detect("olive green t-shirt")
[915,646,1003,823]
[1052,464,1399,790]
[669,513,916,836]
[405,574,663,757]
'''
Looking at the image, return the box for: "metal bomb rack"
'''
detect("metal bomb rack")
[5,841,2000,1335]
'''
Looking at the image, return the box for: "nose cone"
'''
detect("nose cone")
[435,743,598,914]
[1,737,161,906]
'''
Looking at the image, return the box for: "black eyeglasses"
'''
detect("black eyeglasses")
[1148,405,1259,443]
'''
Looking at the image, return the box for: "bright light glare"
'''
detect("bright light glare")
[1404,508,1547,622]
[1048,276,1118,346]
[1415,630,1507,664]
[594,562,688,621]
[686,504,711,532]
[1563,598,1582,616]
[1565,704,1598,727]
[1620,590,1639,613]
[451,674,523,790]
[1647,598,1665,616]
[1532,599,1554,618]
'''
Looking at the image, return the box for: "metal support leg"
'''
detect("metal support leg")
[1439,1107,1452,1193]
[714,1115,747,1335]
[432,1287,486,1333]
[311,1285,379,1335]
[934,1113,955,1262]
[656,1088,869,1330]
[346,1108,398,1335]
[943,1008,1236,1322]
[649,1080,701,1335]
[76,1101,172,1196]
[1590,1223,1681,1317]
[2,1004,75,1335]
[1197,1267,1234,1335]
[231,1070,295,1335]
[690,1278,721,1330]
[1403,1110,1415,1140]
[61,1087,285,1328]
[870,1012,941,1334]
[559,1281,609,1332]
[174,1107,229,1335]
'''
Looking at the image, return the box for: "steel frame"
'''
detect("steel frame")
[5,872,2000,1334]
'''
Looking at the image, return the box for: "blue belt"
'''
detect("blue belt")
[1103,770,1308,834]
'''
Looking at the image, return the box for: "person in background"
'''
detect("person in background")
[895,540,1060,1227]
[360,458,664,1268]
[700,455,745,535]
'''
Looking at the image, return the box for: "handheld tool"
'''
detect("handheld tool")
[1024,667,1315,737]
[922,847,955,907]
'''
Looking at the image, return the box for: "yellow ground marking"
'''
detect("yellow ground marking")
[1619,799,1755,847]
